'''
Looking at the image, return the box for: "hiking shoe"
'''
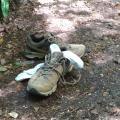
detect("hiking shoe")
[25,32,67,59]
[27,52,72,96]
[25,32,86,59]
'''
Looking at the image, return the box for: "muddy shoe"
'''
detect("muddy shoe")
[25,32,51,59]
[25,32,67,59]
[27,52,72,96]
[25,32,86,59]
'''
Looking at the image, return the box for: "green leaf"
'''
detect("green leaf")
[0,66,7,72]
[1,0,9,17]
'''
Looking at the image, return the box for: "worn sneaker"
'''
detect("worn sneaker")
[25,32,67,59]
[27,52,72,96]
[25,32,86,59]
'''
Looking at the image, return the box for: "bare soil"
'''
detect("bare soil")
[0,0,120,120]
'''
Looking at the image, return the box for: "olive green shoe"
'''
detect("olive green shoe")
[26,32,66,51]
[25,32,67,59]
[25,32,86,59]
[27,52,72,96]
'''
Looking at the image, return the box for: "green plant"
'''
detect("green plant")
[1,0,9,17]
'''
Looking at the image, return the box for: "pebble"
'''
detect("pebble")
[100,73,104,77]
[116,45,119,48]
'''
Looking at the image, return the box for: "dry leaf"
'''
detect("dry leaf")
[8,111,18,118]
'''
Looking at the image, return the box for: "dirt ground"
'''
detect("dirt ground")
[0,0,120,120]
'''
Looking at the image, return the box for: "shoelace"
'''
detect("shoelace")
[40,54,81,85]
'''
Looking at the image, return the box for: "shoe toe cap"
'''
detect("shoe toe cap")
[27,80,57,96]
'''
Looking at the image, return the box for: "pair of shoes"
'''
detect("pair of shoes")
[27,52,72,96]
[26,32,86,96]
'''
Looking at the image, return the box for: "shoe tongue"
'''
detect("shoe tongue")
[50,52,63,63]
[50,44,61,53]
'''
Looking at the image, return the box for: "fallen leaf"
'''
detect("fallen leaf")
[0,66,7,72]
[33,107,39,112]
[8,111,18,118]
